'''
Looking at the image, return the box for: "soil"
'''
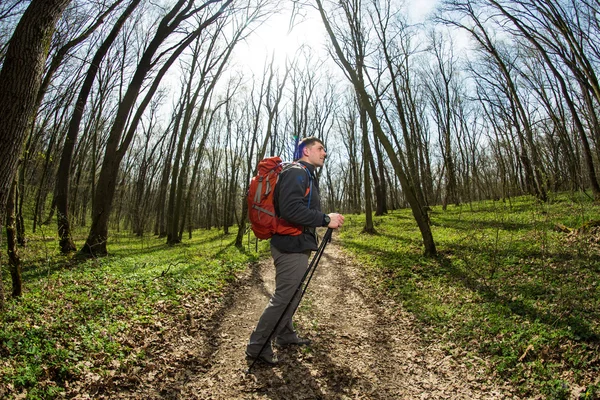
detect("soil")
[88,235,518,399]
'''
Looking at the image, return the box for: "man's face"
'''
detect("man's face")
[304,142,327,167]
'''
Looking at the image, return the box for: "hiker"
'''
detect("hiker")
[246,137,345,365]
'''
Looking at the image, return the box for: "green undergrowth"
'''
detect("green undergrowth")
[339,193,600,399]
[0,227,269,399]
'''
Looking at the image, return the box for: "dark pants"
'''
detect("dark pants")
[246,245,310,356]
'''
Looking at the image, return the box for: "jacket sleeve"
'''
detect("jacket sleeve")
[276,166,323,227]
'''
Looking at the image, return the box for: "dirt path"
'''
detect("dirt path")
[98,237,517,399]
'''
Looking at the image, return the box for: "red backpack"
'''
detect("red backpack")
[247,156,312,239]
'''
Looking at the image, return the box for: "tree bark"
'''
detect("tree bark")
[0,0,72,309]
[6,178,22,297]
[371,133,387,216]
[360,105,375,234]
[156,112,181,237]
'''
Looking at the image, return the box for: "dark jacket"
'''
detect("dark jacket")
[271,161,324,252]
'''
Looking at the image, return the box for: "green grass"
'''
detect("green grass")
[3,193,600,399]
[339,193,600,399]
[0,226,269,399]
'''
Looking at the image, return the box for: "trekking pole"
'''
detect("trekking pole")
[294,228,333,313]
[246,228,333,374]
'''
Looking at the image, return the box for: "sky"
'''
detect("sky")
[235,0,440,74]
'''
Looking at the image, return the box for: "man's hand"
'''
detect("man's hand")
[327,213,345,229]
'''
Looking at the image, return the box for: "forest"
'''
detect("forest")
[0,0,599,398]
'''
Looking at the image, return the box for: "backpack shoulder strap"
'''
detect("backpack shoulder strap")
[290,162,313,207]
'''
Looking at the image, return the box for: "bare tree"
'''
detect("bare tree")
[234,66,269,247]
[169,10,254,244]
[131,97,169,236]
[424,31,460,209]
[35,1,126,115]
[166,38,210,245]
[32,90,76,233]
[371,130,388,215]
[0,1,28,61]
[445,0,600,200]
[55,0,142,253]
[367,1,430,209]
[316,0,436,255]
[360,104,375,233]
[223,94,246,234]
[338,100,362,214]
[183,96,229,237]
[438,0,549,201]
[80,0,234,256]
[155,104,182,237]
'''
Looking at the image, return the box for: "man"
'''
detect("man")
[246,137,345,365]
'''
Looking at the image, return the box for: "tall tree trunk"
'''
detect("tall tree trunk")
[16,162,26,245]
[33,110,65,233]
[317,0,436,255]
[6,178,22,297]
[360,105,375,234]
[180,99,228,239]
[427,32,459,208]
[174,28,241,242]
[0,0,72,309]
[440,1,548,201]
[341,107,361,214]
[166,108,190,244]
[372,132,387,216]
[168,39,204,244]
[370,7,429,212]
[133,117,166,236]
[156,120,180,237]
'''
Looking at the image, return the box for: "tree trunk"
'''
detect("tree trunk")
[156,120,180,237]
[16,163,26,246]
[6,178,22,297]
[0,0,71,309]
[360,105,375,234]
[174,32,241,241]
[133,120,167,237]
[372,133,387,216]
[33,116,63,233]
[166,109,189,244]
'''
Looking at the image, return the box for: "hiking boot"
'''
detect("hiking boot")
[245,350,279,365]
[274,336,312,347]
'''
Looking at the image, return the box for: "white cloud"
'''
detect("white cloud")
[233,0,443,74]
[408,0,439,23]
